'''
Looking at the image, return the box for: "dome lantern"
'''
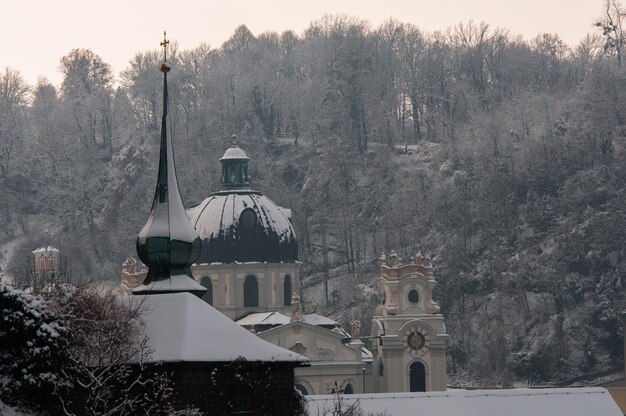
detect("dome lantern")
[219,133,251,190]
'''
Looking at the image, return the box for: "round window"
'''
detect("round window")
[240,208,257,229]
[408,289,419,304]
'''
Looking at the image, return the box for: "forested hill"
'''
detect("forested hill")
[1,16,626,386]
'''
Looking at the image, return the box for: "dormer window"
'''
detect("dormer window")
[240,208,257,229]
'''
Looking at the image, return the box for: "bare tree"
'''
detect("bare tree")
[596,0,626,66]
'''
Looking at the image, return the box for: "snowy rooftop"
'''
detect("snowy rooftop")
[236,311,291,326]
[122,292,308,364]
[301,313,337,326]
[220,145,249,161]
[306,387,622,416]
[32,245,60,254]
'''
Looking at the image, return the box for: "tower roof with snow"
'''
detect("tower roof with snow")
[133,33,204,297]
[188,135,298,264]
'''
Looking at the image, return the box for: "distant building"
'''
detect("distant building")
[32,245,60,276]
[120,257,147,290]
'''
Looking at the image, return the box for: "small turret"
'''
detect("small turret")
[219,133,251,190]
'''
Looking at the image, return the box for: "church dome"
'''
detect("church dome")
[189,191,298,264]
[189,140,298,264]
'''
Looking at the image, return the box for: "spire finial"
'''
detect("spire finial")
[231,131,238,146]
[160,31,169,62]
[160,31,171,73]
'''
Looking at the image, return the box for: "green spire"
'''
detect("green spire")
[134,32,205,297]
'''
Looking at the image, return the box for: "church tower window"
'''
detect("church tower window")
[284,275,292,306]
[201,276,213,305]
[408,289,419,304]
[244,275,259,307]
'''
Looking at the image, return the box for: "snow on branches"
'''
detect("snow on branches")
[0,281,75,414]
[0,282,193,415]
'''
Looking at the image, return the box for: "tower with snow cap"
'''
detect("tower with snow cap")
[133,33,205,297]
[189,135,300,320]
[124,33,308,415]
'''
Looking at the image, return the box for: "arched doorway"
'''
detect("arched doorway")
[200,276,213,306]
[409,362,426,392]
[284,275,292,306]
[343,384,354,394]
[244,275,259,307]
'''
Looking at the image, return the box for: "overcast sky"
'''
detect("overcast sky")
[2,0,604,87]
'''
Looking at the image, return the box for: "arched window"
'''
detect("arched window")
[343,384,354,394]
[244,275,259,307]
[295,384,308,396]
[408,289,419,304]
[409,362,426,392]
[201,276,213,306]
[284,275,292,306]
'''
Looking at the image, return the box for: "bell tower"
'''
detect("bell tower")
[371,251,448,393]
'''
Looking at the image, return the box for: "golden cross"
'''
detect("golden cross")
[160,31,170,62]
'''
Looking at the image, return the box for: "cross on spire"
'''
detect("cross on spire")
[160,31,170,62]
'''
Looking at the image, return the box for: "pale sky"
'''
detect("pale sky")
[2,0,603,87]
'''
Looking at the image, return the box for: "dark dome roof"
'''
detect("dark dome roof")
[189,190,298,264]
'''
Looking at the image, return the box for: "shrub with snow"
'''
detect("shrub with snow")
[0,281,76,414]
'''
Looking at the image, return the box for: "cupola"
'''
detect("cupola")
[219,133,251,190]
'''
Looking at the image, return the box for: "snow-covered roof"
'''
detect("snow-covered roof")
[301,313,337,326]
[189,191,298,264]
[361,346,373,363]
[236,311,291,326]
[306,388,622,416]
[220,146,249,161]
[124,292,308,364]
[32,245,60,254]
[132,274,206,295]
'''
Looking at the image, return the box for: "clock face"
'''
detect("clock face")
[408,332,425,350]
[403,326,431,357]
